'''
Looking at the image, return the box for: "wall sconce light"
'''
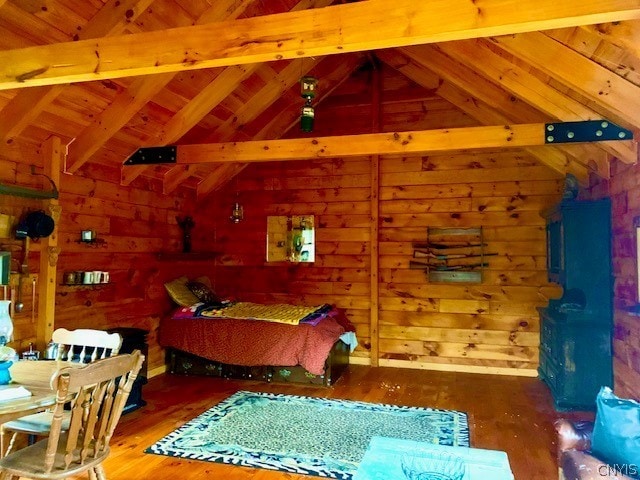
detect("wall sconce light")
[230,202,244,224]
[300,76,318,133]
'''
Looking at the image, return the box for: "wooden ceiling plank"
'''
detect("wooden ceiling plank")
[79,0,158,40]
[196,163,246,198]
[377,49,589,182]
[158,63,261,145]
[195,53,363,198]
[0,85,64,143]
[400,45,549,123]
[491,31,640,159]
[122,0,331,193]
[121,62,261,186]
[67,0,255,176]
[0,2,70,45]
[0,0,151,145]
[578,21,640,58]
[394,46,588,168]
[161,0,336,193]
[1,0,639,90]
[547,26,640,94]
[66,72,176,173]
[163,165,195,194]
[439,39,638,164]
[163,123,634,164]
[206,57,322,142]
[162,57,314,193]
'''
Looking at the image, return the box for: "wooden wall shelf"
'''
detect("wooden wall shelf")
[60,282,112,290]
[156,252,219,261]
[75,238,107,248]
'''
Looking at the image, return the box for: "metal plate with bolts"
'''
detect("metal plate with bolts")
[545,120,633,144]
[124,146,177,165]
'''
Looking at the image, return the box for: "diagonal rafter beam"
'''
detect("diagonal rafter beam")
[160,57,322,194]
[66,0,257,175]
[125,123,635,166]
[395,45,603,178]
[0,0,154,144]
[394,45,602,179]
[490,31,640,161]
[1,0,639,90]
[375,48,590,183]
[194,53,364,198]
[439,38,638,164]
[120,0,335,188]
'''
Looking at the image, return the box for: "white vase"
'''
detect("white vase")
[0,300,13,345]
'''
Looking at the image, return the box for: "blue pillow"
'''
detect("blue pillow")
[591,386,640,479]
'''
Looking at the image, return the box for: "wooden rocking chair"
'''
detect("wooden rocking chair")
[0,350,144,479]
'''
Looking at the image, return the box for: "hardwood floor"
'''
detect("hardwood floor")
[75,366,593,480]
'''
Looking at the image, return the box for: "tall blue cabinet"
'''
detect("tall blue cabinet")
[538,199,613,410]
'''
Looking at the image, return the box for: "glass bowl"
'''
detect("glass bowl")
[400,451,466,480]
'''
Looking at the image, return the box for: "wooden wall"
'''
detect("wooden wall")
[205,149,563,374]
[0,156,219,374]
[0,63,566,376]
[590,159,640,400]
[201,65,563,375]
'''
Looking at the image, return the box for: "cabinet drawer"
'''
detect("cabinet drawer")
[540,314,558,359]
[539,351,558,394]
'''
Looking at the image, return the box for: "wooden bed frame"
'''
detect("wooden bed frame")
[167,340,350,387]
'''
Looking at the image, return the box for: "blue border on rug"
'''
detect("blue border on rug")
[145,390,469,479]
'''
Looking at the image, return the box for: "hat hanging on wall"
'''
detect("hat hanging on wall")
[15,210,55,240]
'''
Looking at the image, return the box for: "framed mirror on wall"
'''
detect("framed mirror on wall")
[266,215,315,263]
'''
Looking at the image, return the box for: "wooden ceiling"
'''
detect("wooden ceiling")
[0,0,639,199]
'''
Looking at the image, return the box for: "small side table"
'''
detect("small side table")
[107,328,148,413]
[354,436,514,480]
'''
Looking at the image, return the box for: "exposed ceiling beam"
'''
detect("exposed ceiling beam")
[65,0,256,175]
[491,31,640,151]
[121,0,334,188]
[126,123,634,165]
[0,0,153,144]
[440,39,638,163]
[376,49,590,182]
[0,85,64,143]
[158,58,321,194]
[195,53,364,198]
[578,22,640,59]
[395,45,603,179]
[1,0,640,90]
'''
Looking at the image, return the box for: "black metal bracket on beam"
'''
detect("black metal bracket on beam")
[124,146,177,165]
[545,120,633,144]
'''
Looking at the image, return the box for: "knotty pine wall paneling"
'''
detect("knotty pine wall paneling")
[0,158,218,373]
[588,159,640,400]
[205,149,564,374]
[379,151,563,374]
[207,157,374,364]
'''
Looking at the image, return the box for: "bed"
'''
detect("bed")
[158,302,356,387]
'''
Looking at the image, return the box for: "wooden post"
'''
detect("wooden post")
[369,59,381,367]
[37,136,62,351]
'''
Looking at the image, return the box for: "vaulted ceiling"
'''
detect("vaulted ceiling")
[0,0,639,199]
